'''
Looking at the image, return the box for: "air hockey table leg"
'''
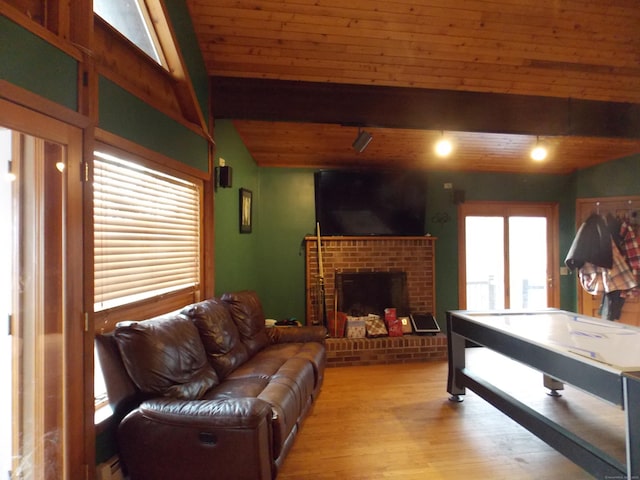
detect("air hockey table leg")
[447,316,466,402]
[543,374,564,397]
[623,373,639,479]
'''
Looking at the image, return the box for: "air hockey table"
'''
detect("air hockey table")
[446,309,640,480]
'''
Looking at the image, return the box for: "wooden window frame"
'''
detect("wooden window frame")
[92,132,206,334]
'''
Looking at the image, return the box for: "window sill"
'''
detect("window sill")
[94,404,114,435]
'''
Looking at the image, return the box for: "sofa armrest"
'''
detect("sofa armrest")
[266,325,327,344]
[134,397,273,428]
[118,397,274,480]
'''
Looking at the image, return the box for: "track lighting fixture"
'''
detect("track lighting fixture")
[352,127,373,153]
[531,136,548,161]
[435,132,453,157]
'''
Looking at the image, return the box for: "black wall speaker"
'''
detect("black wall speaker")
[453,189,465,204]
[217,166,232,188]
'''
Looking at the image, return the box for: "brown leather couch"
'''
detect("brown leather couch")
[96,290,327,480]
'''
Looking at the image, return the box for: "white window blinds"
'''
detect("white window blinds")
[94,150,200,312]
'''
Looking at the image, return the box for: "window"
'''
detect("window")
[93,147,202,412]
[93,150,201,312]
[94,0,167,67]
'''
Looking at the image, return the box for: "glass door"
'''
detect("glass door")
[1,99,85,480]
[508,216,549,309]
[460,202,559,310]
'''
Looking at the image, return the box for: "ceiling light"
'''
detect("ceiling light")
[530,137,547,161]
[352,128,373,153]
[435,135,453,157]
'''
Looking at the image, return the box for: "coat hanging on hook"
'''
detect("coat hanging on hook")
[565,213,613,270]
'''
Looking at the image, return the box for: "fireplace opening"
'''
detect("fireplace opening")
[336,271,409,318]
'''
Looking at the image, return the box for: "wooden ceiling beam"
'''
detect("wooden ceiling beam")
[211,77,640,140]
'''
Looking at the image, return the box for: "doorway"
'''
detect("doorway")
[1,99,85,480]
[458,202,560,310]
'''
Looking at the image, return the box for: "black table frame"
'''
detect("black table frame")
[446,309,640,480]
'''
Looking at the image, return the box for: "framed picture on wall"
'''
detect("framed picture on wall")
[239,188,252,233]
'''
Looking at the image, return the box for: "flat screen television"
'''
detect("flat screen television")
[314,169,428,236]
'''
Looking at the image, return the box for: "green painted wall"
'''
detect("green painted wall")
[0,15,78,110]
[163,1,210,126]
[98,76,209,171]
[213,121,316,321]
[213,121,262,294]
[255,168,317,321]
[575,153,640,198]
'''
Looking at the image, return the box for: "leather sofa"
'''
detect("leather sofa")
[96,290,327,480]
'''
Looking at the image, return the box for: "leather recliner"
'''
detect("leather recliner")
[96,290,327,480]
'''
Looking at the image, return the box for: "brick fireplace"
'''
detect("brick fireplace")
[304,236,443,366]
[304,236,436,326]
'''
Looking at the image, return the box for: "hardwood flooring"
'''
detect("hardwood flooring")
[278,348,626,480]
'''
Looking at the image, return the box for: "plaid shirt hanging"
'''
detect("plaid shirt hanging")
[620,221,640,273]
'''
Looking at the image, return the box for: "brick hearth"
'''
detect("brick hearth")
[305,236,440,365]
[325,334,447,367]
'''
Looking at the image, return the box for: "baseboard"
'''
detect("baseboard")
[97,456,124,480]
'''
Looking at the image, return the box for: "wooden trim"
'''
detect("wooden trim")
[0,2,83,61]
[0,81,90,128]
[95,128,210,181]
[457,205,468,309]
[548,203,561,308]
[202,148,216,299]
[94,288,198,334]
[93,16,213,144]
[576,196,640,215]
[64,120,89,480]
[303,235,438,241]
[151,0,210,134]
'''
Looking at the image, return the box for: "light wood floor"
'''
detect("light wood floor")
[278,348,626,480]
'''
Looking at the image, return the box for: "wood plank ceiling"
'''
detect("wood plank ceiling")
[186,0,640,174]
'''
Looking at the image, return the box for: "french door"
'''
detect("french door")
[1,99,86,479]
[458,202,559,310]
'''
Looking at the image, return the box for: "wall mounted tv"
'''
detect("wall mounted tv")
[314,169,428,236]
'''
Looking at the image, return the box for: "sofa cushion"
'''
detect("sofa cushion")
[254,342,326,391]
[225,355,288,381]
[221,291,270,356]
[182,298,249,379]
[114,313,219,400]
[203,377,271,401]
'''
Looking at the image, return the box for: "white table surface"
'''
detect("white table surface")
[459,310,640,372]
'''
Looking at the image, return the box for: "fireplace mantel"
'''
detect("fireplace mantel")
[304,236,436,327]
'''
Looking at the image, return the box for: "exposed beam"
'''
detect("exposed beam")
[211,77,640,139]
